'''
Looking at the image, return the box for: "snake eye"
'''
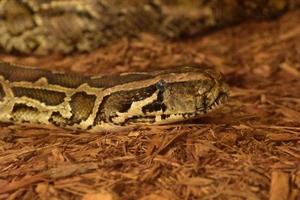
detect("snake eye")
[156,80,167,91]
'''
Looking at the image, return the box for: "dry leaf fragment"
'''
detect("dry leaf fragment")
[270,171,290,200]
[82,190,119,200]
[179,177,214,186]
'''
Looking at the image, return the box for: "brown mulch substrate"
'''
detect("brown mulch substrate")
[0,10,300,200]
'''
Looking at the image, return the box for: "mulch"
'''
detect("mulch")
[0,9,299,200]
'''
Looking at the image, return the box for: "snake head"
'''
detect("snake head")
[153,67,229,123]
[97,65,230,127]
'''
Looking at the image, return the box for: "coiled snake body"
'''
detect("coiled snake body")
[0,62,229,131]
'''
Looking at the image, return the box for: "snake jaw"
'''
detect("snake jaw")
[207,92,228,111]
[206,83,229,112]
[203,81,229,113]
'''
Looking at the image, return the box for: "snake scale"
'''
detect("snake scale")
[0,62,229,131]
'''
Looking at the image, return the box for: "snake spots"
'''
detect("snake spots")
[49,92,96,126]
[12,87,66,105]
[69,92,96,123]
[94,85,158,125]
[49,111,67,126]
[93,95,111,124]
[11,103,39,123]
[161,114,170,120]
[2,0,36,35]
[0,83,5,101]
[141,90,166,113]
[121,116,156,126]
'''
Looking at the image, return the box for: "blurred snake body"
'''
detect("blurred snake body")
[0,62,229,131]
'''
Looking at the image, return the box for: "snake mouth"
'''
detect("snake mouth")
[207,92,229,111]
[206,80,230,112]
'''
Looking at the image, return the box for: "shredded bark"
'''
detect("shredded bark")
[0,9,300,200]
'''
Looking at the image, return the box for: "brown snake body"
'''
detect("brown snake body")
[0,0,290,55]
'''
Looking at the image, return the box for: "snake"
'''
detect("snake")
[0,61,229,132]
[0,0,241,131]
